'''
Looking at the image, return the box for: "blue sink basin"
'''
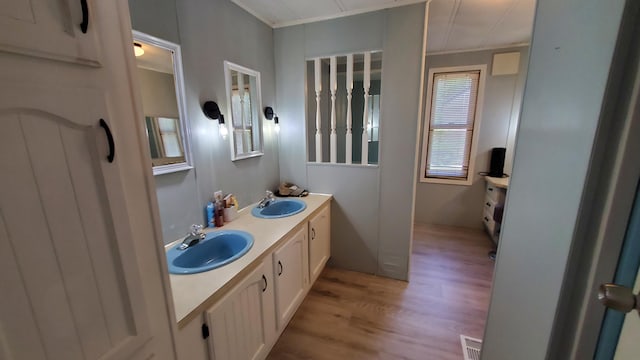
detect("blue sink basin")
[251,199,307,219]
[167,230,254,274]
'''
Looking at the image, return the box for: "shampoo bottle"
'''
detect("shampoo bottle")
[206,201,215,228]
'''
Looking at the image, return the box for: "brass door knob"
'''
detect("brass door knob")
[598,283,639,314]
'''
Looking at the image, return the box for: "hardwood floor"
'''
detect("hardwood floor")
[267,224,495,360]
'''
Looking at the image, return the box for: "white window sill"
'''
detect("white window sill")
[419,176,472,186]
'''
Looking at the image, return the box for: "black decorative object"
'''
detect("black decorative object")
[488,147,506,177]
[274,116,279,125]
[203,101,222,120]
[264,106,275,120]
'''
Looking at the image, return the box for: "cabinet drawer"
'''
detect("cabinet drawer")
[486,183,506,204]
[483,209,500,235]
[484,196,497,220]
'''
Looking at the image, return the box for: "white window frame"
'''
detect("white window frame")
[419,64,487,185]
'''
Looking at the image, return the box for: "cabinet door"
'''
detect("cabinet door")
[0,0,101,66]
[309,204,331,284]
[0,89,152,359]
[207,259,276,360]
[0,1,171,359]
[273,226,308,329]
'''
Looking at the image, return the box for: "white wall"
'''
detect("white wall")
[275,4,425,280]
[414,46,529,229]
[481,0,628,358]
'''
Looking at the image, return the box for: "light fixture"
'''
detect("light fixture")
[264,106,275,120]
[264,106,279,134]
[202,101,228,138]
[133,42,144,57]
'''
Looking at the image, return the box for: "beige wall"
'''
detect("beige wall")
[137,68,179,118]
[414,46,529,229]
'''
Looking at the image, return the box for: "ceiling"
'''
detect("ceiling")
[231,0,536,54]
[134,41,174,74]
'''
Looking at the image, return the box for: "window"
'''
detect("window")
[420,65,486,185]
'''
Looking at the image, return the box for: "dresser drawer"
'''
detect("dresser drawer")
[486,183,506,204]
[483,208,501,236]
[484,196,497,219]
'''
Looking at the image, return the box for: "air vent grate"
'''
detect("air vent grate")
[460,335,482,360]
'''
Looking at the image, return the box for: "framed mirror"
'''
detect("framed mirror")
[224,61,264,161]
[133,30,193,175]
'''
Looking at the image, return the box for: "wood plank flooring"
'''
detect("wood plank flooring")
[267,224,495,360]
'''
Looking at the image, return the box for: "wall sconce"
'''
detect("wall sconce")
[264,106,280,133]
[203,101,228,138]
[133,42,144,57]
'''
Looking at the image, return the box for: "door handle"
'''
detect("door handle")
[277,260,283,276]
[598,283,640,315]
[99,119,115,163]
[262,274,267,292]
[311,228,315,240]
[80,0,89,33]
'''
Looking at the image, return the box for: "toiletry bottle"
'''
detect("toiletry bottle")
[206,201,215,228]
[214,199,224,227]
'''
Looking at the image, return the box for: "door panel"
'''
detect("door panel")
[0,84,151,359]
[207,259,275,360]
[309,205,330,283]
[274,227,308,329]
[0,0,101,66]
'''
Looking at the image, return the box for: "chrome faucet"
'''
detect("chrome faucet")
[257,190,276,208]
[179,224,206,250]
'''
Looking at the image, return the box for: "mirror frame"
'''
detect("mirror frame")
[133,30,193,175]
[223,61,264,161]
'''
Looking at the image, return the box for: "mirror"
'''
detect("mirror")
[224,61,263,161]
[133,30,192,175]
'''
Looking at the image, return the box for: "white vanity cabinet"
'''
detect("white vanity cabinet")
[273,226,309,330]
[172,197,332,360]
[309,204,331,284]
[205,257,276,360]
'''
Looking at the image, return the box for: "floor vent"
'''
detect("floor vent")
[460,335,482,360]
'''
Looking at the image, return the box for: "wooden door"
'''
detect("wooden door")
[0,1,171,359]
[309,204,331,283]
[273,226,308,330]
[0,0,101,66]
[207,259,276,360]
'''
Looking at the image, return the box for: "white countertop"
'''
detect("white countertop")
[167,193,332,328]
[485,176,509,189]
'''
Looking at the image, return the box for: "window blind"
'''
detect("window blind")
[426,71,480,179]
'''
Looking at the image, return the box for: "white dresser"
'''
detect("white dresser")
[483,176,509,243]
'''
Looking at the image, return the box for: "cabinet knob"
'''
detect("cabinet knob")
[311,228,316,240]
[261,274,267,292]
[277,261,283,276]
